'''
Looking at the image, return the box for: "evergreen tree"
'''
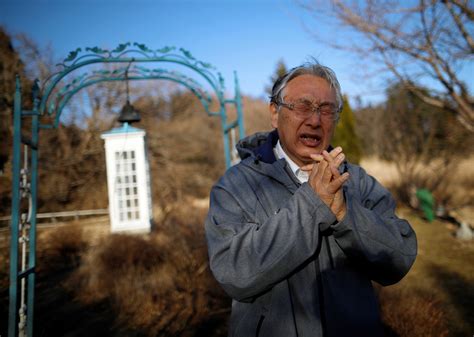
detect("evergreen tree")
[373,82,473,204]
[332,95,362,164]
[0,28,31,172]
[265,59,288,96]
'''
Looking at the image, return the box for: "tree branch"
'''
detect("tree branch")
[302,0,474,131]
[443,0,474,53]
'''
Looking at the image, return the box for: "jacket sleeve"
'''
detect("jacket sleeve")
[205,180,336,302]
[331,166,417,285]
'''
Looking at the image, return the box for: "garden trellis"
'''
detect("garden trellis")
[8,42,245,337]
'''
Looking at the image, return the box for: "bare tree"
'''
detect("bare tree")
[0,28,32,174]
[355,81,473,208]
[301,0,474,131]
[2,35,131,210]
[14,33,55,83]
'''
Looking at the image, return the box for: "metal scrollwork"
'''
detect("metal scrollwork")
[134,43,154,53]
[179,48,196,61]
[17,145,33,337]
[56,42,216,71]
[54,42,218,76]
[63,48,82,63]
[156,46,175,54]
[112,43,130,53]
[44,42,226,122]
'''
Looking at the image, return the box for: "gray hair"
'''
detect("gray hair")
[269,60,343,118]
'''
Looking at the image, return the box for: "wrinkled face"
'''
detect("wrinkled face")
[270,74,337,167]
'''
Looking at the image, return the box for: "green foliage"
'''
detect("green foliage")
[332,96,362,163]
[265,59,288,95]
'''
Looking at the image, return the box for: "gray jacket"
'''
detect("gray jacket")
[205,131,417,337]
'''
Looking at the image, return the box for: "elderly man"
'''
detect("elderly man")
[205,61,417,337]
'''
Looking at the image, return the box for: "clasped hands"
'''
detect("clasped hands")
[301,147,349,222]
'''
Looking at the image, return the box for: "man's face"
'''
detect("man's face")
[270,74,337,167]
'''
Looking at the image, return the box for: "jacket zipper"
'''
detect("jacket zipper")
[316,236,335,337]
[314,239,327,337]
[256,315,265,337]
[288,162,331,336]
[315,257,327,337]
[287,280,299,337]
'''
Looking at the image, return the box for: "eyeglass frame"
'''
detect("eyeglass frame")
[272,100,342,122]
[273,99,341,122]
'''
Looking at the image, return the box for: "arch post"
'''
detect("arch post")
[9,78,40,337]
[8,43,245,337]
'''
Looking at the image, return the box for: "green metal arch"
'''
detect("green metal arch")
[54,73,218,127]
[9,43,245,337]
[35,42,246,167]
[40,43,228,119]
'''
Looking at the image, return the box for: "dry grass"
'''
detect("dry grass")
[361,156,474,223]
[36,224,88,270]
[362,157,474,336]
[242,96,272,136]
[1,155,472,336]
[0,210,229,337]
[378,286,449,337]
[63,208,228,337]
[2,206,473,337]
[377,207,474,337]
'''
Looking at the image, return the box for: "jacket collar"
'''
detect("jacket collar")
[253,129,279,164]
[237,130,299,190]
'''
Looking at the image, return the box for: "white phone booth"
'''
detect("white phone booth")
[101,123,153,233]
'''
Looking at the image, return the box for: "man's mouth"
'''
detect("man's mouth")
[299,133,321,147]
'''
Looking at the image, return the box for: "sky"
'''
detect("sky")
[1,0,471,107]
[0,0,378,102]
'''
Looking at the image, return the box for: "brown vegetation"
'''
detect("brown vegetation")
[1,27,472,337]
[38,225,88,270]
[361,156,474,222]
[67,222,228,337]
[378,209,474,337]
[378,286,449,337]
[0,28,32,172]
[355,83,474,207]
[1,209,230,337]
[2,200,472,337]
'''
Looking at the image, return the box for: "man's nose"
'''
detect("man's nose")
[304,109,321,126]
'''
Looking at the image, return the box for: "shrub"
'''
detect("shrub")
[67,219,228,336]
[378,286,449,337]
[38,224,88,271]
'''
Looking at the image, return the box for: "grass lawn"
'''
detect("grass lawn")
[380,208,474,337]
[1,207,473,336]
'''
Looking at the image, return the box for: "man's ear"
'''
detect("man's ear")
[270,103,279,129]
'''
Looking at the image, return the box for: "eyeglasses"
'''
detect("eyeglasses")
[276,99,339,121]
